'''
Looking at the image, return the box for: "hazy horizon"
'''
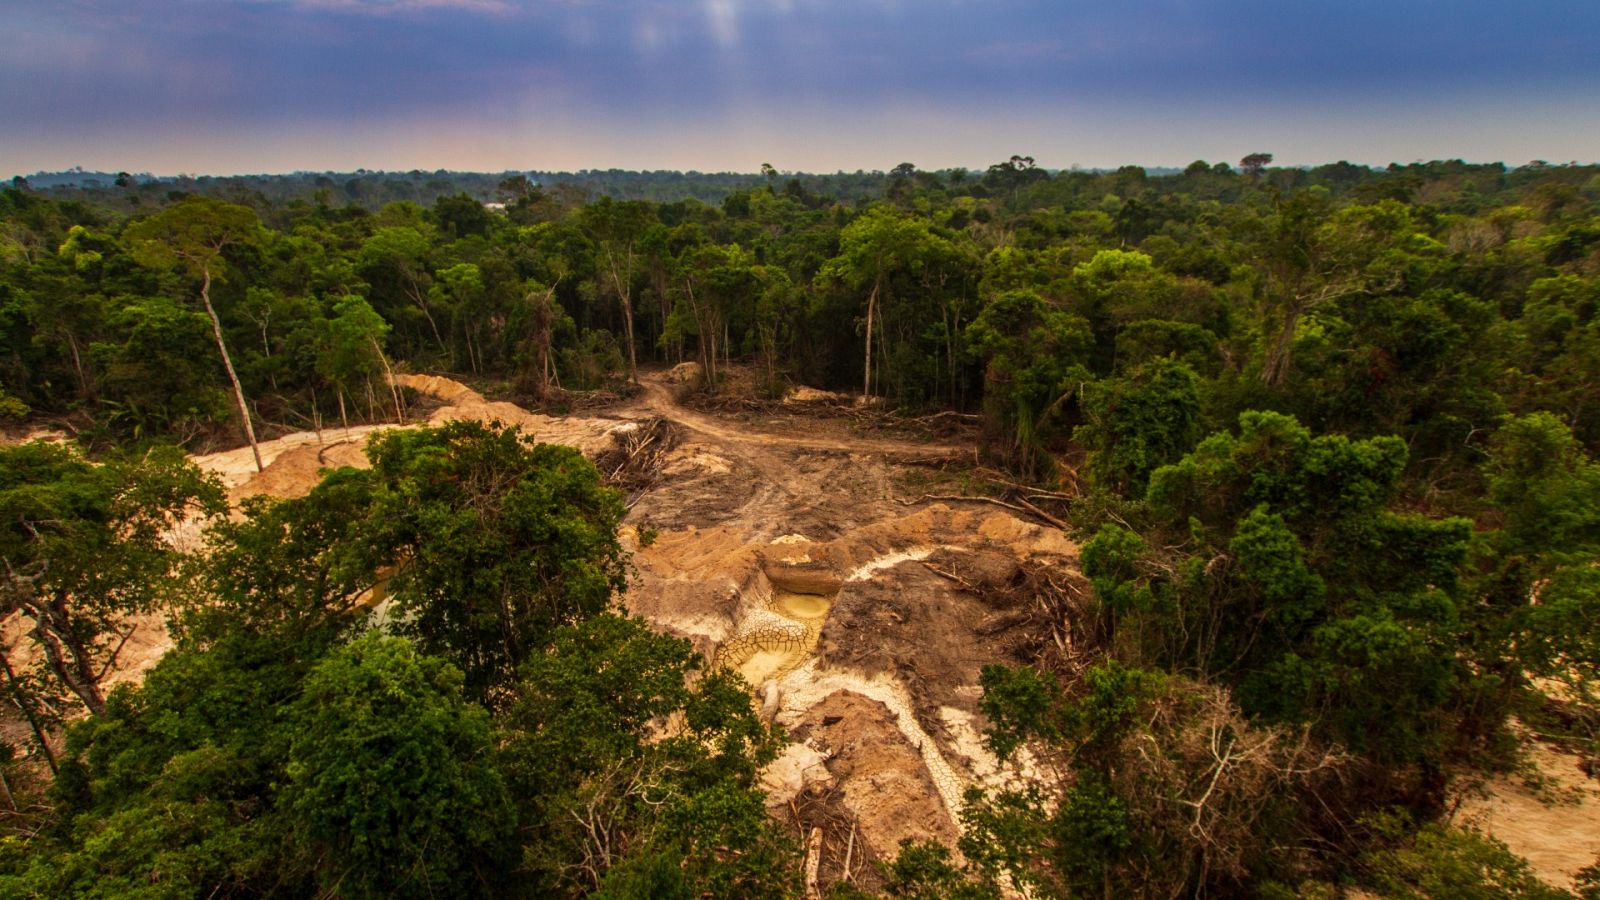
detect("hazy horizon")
[7,1,1599,179]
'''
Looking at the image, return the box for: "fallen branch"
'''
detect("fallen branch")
[803,827,823,899]
[896,492,1066,530]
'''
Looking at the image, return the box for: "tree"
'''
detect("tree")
[1253,196,1434,386]
[500,613,794,897]
[125,197,267,471]
[964,661,1341,898]
[1358,813,1573,900]
[817,207,953,398]
[964,290,1092,477]
[317,294,399,428]
[284,633,513,899]
[582,197,655,383]
[359,420,628,704]
[0,442,222,715]
[1100,411,1474,767]
[1076,357,1202,496]
[359,225,445,353]
[1240,153,1274,177]
[1064,249,1187,374]
[1471,413,1600,688]
[984,155,1048,205]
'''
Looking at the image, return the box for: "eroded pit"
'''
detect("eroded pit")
[717,568,841,686]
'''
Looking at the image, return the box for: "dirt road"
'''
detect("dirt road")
[624,375,971,462]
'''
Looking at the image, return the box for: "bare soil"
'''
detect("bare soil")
[1454,739,1600,889]
[12,366,1596,892]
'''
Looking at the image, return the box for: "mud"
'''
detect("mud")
[13,366,1597,892]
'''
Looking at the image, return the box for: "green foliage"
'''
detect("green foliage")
[359,420,628,704]
[0,441,223,713]
[123,197,261,282]
[964,289,1092,476]
[965,662,1317,898]
[878,840,1000,900]
[1359,813,1574,899]
[1077,356,1202,495]
[284,633,513,898]
[1483,412,1600,563]
[501,614,794,897]
[0,384,28,419]
[1050,771,1134,886]
[1097,411,1475,764]
[317,294,391,398]
[0,426,792,898]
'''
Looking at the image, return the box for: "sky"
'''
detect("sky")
[4,0,1599,176]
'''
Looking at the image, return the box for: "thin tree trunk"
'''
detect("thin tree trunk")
[863,279,879,398]
[606,247,639,384]
[338,389,349,433]
[405,276,447,353]
[0,647,56,775]
[65,332,91,401]
[201,266,263,472]
[684,280,713,387]
[0,765,14,811]
[1262,305,1301,387]
[371,337,405,422]
[21,598,105,716]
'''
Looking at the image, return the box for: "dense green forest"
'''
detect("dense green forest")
[2,156,1599,897]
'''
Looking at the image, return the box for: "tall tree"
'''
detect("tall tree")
[817,206,951,398]
[359,421,628,705]
[582,198,655,383]
[125,197,267,471]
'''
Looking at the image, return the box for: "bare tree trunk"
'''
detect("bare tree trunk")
[862,279,879,398]
[337,389,349,433]
[18,594,105,716]
[65,332,91,401]
[684,280,713,388]
[371,337,405,422]
[803,827,823,899]
[201,266,263,472]
[405,276,448,353]
[0,764,14,811]
[605,247,639,384]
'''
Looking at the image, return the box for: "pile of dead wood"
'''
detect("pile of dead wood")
[594,417,678,497]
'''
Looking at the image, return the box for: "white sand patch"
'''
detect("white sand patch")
[775,662,972,837]
[760,741,833,809]
[844,547,935,582]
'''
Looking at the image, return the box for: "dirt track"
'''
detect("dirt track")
[17,369,1593,891]
[626,377,970,460]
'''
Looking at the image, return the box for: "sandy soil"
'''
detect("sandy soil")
[14,367,1596,893]
[1455,740,1600,889]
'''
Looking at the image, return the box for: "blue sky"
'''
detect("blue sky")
[4,0,1598,175]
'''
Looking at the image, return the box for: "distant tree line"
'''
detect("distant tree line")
[2,155,1599,896]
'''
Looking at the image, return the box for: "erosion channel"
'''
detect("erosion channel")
[110,366,1595,892]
